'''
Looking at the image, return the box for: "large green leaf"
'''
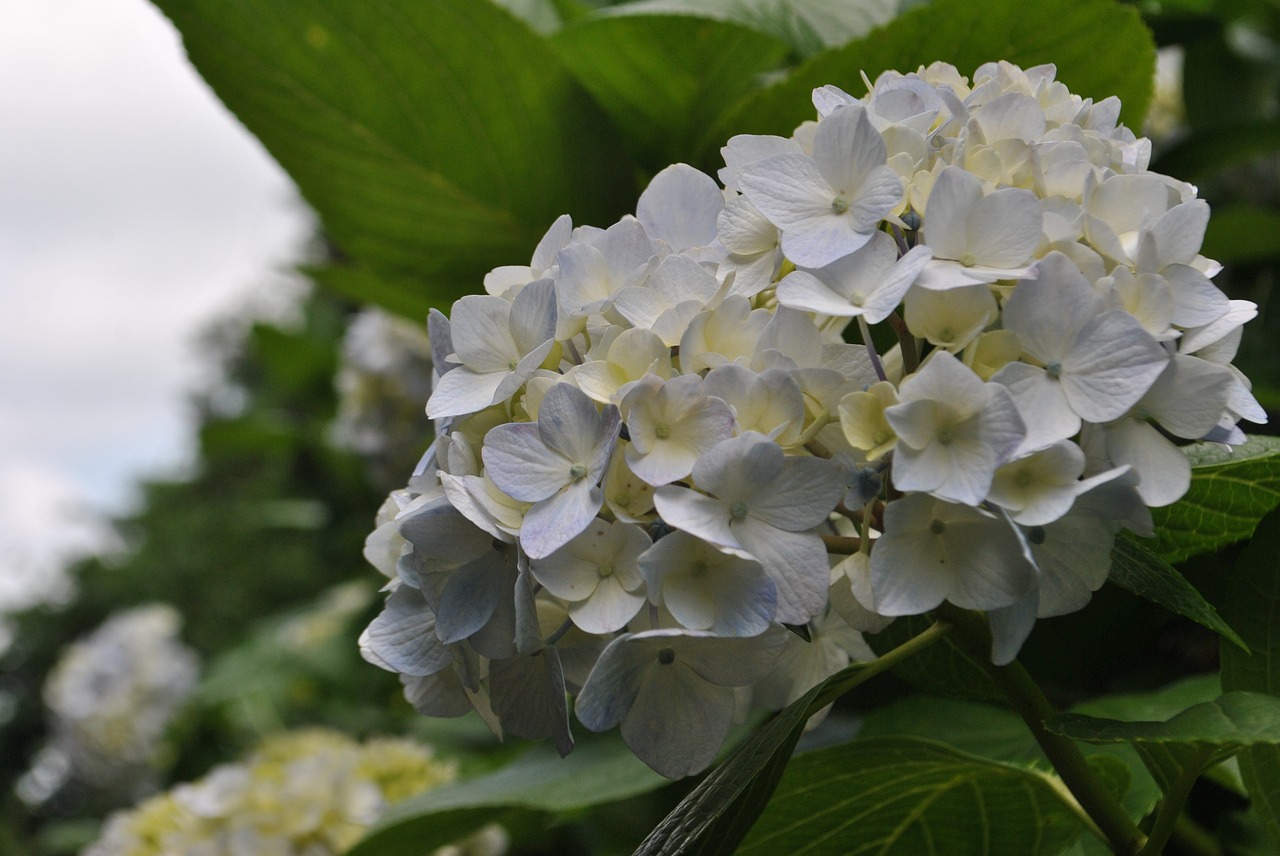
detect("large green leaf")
[714,0,1156,142]
[734,737,1089,856]
[855,690,1170,823]
[1221,506,1280,850]
[152,0,634,312]
[1108,535,1247,650]
[551,13,790,170]
[1148,435,1280,564]
[348,735,670,856]
[855,696,1039,763]
[1052,692,1280,751]
[1051,692,1280,799]
[607,0,901,58]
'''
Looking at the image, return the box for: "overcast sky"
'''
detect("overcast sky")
[0,0,313,611]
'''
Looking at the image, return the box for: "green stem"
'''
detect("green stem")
[812,618,952,711]
[936,605,1147,856]
[1137,745,1218,856]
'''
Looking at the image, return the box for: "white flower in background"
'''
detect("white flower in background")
[361,60,1264,778]
[83,729,503,856]
[20,605,199,807]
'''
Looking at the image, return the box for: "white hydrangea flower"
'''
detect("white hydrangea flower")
[885,350,1025,505]
[482,382,621,558]
[739,104,902,267]
[25,605,199,803]
[361,60,1264,776]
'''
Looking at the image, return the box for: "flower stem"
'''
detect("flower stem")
[812,617,952,710]
[1137,745,1219,856]
[935,604,1147,856]
[857,315,888,383]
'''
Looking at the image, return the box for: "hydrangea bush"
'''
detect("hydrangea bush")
[18,605,200,807]
[84,728,506,856]
[359,61,1263,779]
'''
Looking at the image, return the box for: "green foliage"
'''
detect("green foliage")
[1108,535,1247,651]
[1148,436,1280,564]
[735,737,1088,856]
[714,0,1156,142]
[151,0,636,311]
[550,13,789,172]
[1221,506,1280,850]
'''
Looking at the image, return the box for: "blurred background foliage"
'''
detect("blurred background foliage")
[4,0,1280,854]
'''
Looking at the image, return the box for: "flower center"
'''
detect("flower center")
[654,422,672,440]
[730,501,750,521]
[850,291,865,306]
[1045,360,1063,379]
[597,563,614,578]
[569,464,587,481]
[831,197,849,214]
[657,648,676,665]
[959,252,977,267]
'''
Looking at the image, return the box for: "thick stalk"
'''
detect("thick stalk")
[1137,745,1219,856]
[936,604,1147,856]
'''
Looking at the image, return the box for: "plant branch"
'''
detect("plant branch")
[935,604,1147,856]
[812,617,952,711]
[1137,745,1218,856]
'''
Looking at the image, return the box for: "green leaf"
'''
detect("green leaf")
[1050,692,1280,793]
[608,0,901,57]
[1052,692,1280,750]
[734,737,1089,856]
[855,693,1161,823]
[856,696,1039,764]
[1221,505,1280,850]
[714,0,1156,142]
[1148,435,1280,564]
[1108,535,1248,651]
[551,13,789,170]
[152,0,634,313]
[348,735,670,856]
[1201,204,1280,265]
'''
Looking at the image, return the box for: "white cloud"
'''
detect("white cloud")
[0,0,314,610]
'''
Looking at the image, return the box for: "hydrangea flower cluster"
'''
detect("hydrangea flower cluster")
[18,605,200,807]
[85,728,506,856]
[360,61,1264,778]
